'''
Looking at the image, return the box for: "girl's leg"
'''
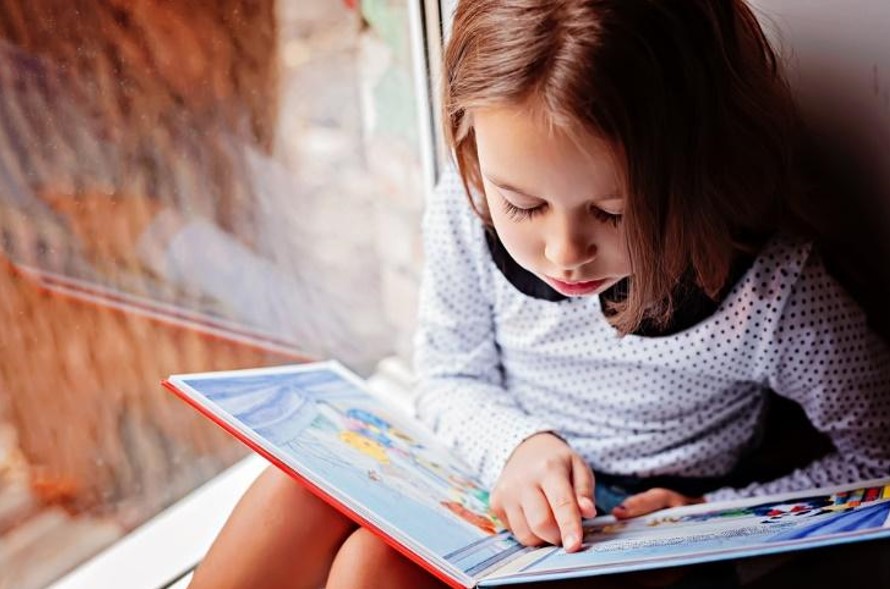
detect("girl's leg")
[326,527,449,589]
[188,466,356,589]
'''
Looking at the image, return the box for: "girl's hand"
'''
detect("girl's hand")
[612,488,704,519]
[490,432,596,553]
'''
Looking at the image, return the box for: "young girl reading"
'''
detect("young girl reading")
[188,1,890,587]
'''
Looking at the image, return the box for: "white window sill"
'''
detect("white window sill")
[47,454,268,589]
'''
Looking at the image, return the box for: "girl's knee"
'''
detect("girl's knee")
[338,527,397,566]
[328,528,444,588]
[256,466,322,509]
[250,466,354,536]
[255,466,304,498]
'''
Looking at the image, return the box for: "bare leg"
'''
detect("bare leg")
[189,466,356,589]
[326,527,449,589]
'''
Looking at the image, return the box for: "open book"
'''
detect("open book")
[163,361,890,588]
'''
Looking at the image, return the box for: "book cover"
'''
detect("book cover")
[163,361,890,588]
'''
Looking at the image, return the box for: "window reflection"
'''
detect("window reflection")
[0,1,422,586]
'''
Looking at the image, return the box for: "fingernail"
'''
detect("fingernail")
[563,533,578,548]
[613,504,627,514]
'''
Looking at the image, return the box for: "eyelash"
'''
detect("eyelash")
[499,199,623,227]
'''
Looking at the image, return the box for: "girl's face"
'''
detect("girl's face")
[473,104,632,297]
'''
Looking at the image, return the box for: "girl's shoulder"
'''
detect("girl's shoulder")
[747,233,814,287]
[432,161,466,200]
[734,233,862,324]
[728,233,811,304]
[425,163,480,229]
[421,163,496,285]
[423,163,493,259]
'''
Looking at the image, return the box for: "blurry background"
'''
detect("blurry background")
[747,0,890,340]
[0,1,435,587]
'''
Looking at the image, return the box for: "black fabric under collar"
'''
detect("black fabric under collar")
[485,229,567,302]
[484,228,755,337]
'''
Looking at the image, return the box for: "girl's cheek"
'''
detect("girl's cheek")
[498,223,538,262]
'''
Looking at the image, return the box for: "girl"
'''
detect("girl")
[189,1,890,587]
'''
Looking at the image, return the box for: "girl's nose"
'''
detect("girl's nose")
[544,225,597,271]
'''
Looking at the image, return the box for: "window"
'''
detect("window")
[0,1,431,586]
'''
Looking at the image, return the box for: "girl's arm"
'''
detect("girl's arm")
[706,250,890,502]
[413,166,558,487]
[414,168,595,550]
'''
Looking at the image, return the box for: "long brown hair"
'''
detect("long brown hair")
[443,0,803,334]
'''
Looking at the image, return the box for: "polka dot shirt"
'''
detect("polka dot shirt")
[413,165,890,501]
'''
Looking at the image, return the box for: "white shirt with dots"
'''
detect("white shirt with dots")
[413,165,890,502]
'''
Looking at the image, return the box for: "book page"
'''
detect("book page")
[167,362,529,585]
[480,480,890,585]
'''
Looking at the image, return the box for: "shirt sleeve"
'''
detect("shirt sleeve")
[413,166,558,487]
[705,249,890,502]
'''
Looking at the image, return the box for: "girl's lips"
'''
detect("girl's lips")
[544,276,608,296]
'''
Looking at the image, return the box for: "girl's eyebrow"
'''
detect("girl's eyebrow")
[483,173,622,203]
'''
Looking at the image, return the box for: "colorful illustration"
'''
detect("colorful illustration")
[313,397,499,536]
[169,362,510,582]
[488,483,890,584]
[442,500,498,534]
[167,362,890,588]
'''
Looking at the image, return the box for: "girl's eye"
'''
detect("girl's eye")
[500,198,544,221]
[591,207,622,227]
[498,194,622,227]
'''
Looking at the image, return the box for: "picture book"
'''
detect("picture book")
[162,361,890,588]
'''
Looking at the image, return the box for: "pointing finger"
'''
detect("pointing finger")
[571,455,597,519]
[541,474,584,552]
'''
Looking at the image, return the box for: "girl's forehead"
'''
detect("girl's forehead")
[472,103,613,157]
[472,105,624,201]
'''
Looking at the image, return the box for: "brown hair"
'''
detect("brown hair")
[442,0,804,334]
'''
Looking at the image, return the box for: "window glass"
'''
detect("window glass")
[0,1,426,586]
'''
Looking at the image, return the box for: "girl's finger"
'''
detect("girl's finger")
[489,490,507,526]
[571,455,597,519]
[540,473,584,551]
[614,488,696,519]
[521,488,561,546]
[613,488,670,519]
[505,503,543,547]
